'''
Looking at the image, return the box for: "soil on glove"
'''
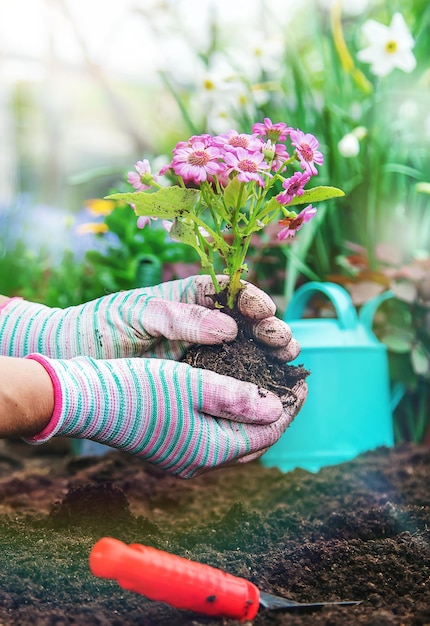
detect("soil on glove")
[0,439,429,625]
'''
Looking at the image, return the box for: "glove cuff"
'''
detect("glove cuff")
[22,353,119,446]
[23,353,66,443]
[21,353,155,453]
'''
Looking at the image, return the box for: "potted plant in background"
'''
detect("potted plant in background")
[107,118,344,400]
[332,241,430,445]
[80,199,202,293]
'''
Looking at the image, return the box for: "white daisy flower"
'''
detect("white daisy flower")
[357,12,416,77]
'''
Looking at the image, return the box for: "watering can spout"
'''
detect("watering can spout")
[261,282,400,473]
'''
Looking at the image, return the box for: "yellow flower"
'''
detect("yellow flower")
[76,222,109,236]
[84,198,115,216]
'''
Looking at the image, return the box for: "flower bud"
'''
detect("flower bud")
[338,133,360,158]
[262,139,276,162]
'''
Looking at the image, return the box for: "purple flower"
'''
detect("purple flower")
[252,117,292,142]
[277,205,317,240]
[290,130,324,176]
[276,171,311,205]
[136,216,156,229]
[127,159,156,191]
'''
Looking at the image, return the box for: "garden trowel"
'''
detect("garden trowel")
[89,537,361,622]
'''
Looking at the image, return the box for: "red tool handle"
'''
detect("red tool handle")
[89,537,260,621]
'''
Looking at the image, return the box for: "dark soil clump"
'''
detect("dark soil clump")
[182,301,309,403]
[182,334,309,402]
[0,440,429,625]
[49,482,132,527]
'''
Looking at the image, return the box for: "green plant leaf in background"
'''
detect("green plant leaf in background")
[381,330,416,353]
[416,182,430,194]
[411,343,430,376]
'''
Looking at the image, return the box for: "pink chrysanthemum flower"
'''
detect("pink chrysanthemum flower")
[290,130,324,176]
[252,117,292,142]
[158,161,172,176]
[175,133,213,150]
[277,205,317,240]
[171,140,223,184]
[212,130,263,153]
[276,171,311,205]
[127,159,155,191]
[223,148,270,186]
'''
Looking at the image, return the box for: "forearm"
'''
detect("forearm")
[0,356,53,437]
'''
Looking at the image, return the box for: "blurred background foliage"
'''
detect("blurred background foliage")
[0,0,429,442]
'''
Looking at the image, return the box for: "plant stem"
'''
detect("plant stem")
[227,267,243,309]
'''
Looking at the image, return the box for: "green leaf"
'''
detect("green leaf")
[169,219,210,267]
[223,177,243,208]
[411,344,430,376]
[262,196,282,216]
[383,163,422,179]
[106,187,200,219]
[287,186,345,206]
[381,331,415,353]
[85,250,120,268]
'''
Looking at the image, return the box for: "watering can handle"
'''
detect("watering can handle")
[285,282,358,331]
[358,289,394,329]
[358,289,405,412]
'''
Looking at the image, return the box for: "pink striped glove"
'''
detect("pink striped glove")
[25,353,307,478]
[0,275,299,362]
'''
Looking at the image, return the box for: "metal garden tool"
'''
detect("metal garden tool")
[89,537,361,622]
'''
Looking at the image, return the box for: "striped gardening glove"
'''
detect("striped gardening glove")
[25,353,308,478]
[0,275,299,362]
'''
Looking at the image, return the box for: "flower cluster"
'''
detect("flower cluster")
[128,119,324,238]
[110,118,343,308]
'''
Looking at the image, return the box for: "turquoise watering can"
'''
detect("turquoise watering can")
[261,282,404,473]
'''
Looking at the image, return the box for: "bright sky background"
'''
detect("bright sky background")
[0,0,337,83]
[0,0,375,84]
[0,0,158,82]
[0,0,383,208]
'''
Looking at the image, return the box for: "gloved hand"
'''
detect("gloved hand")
[25,353,308,478]
[0,276,299,362]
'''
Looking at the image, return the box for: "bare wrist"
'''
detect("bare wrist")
[0,356,54,438]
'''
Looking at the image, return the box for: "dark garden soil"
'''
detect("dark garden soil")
[182,333,309,404]
[182,306,310,405]
[0,439,429,625]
